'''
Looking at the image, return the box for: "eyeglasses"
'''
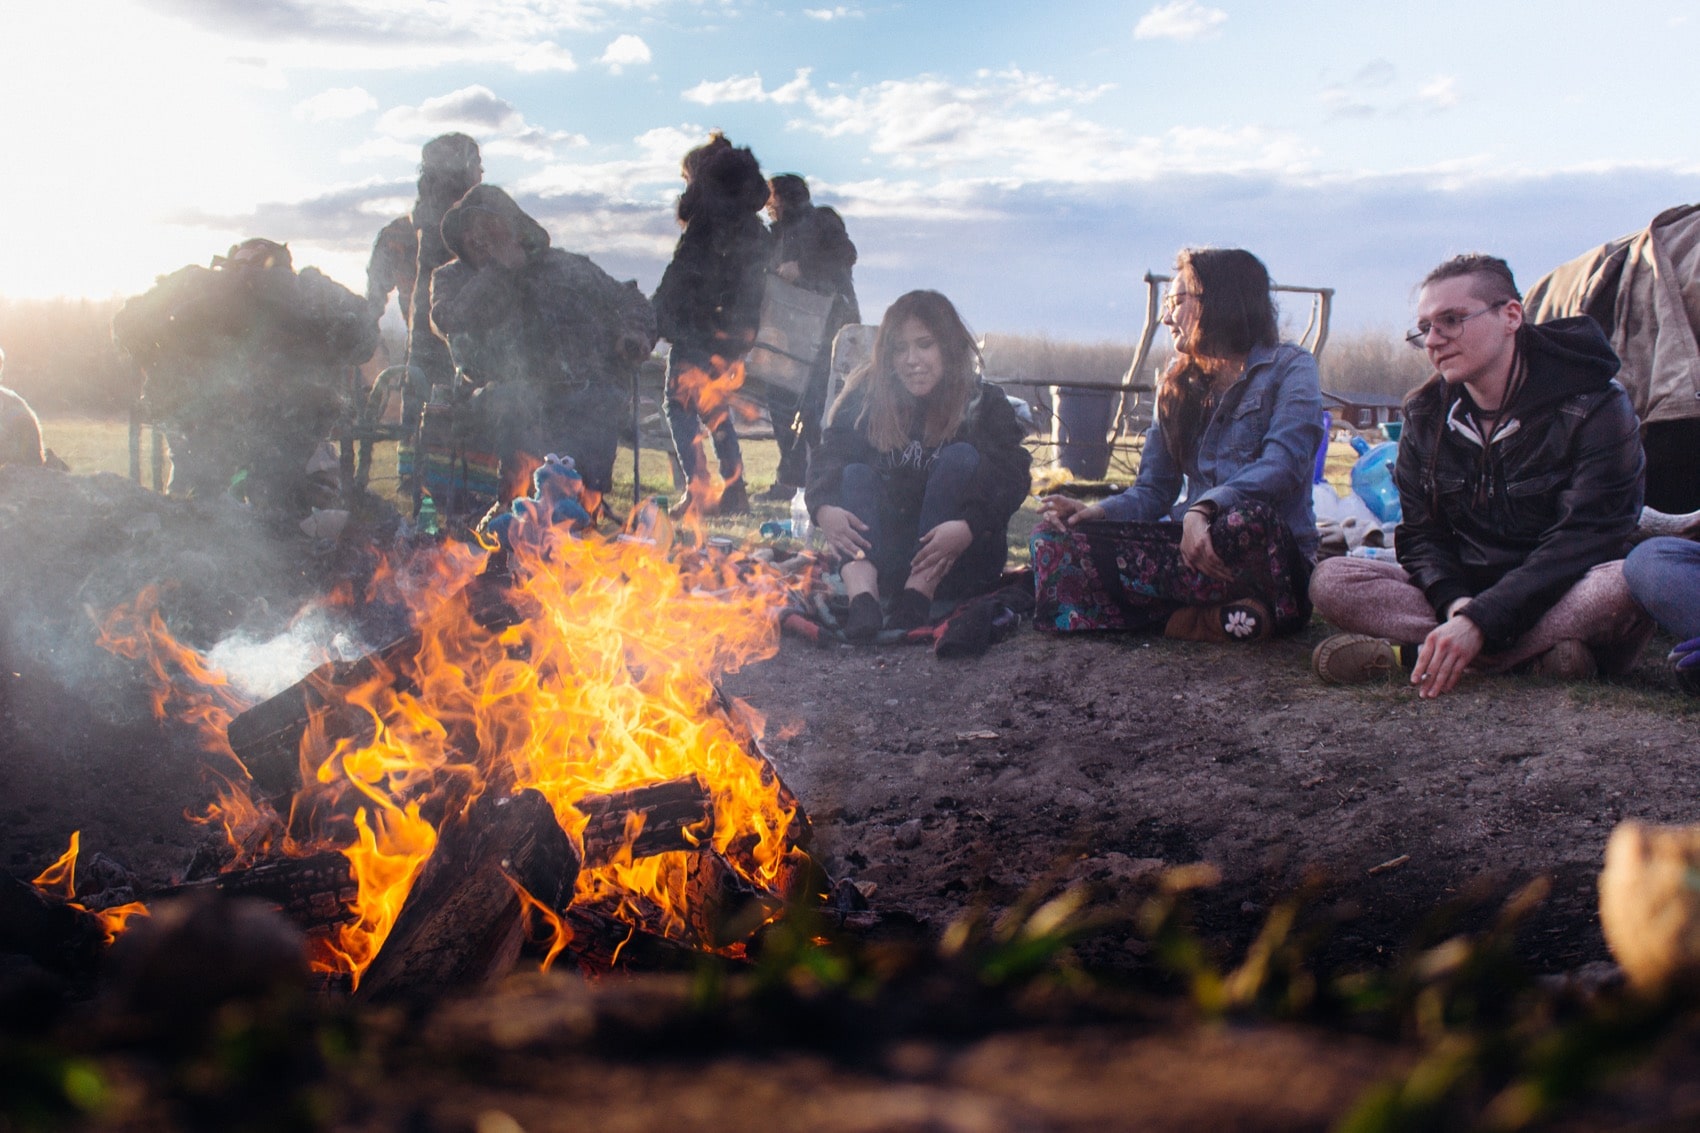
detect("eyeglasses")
[1405,301,1507,348]
[1162,289,1201,311]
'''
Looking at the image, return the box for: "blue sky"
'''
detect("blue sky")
[3,0,1698,347]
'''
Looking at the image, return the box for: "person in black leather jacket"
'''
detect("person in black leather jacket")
[1310,254,1653,696]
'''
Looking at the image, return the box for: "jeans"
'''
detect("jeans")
[840,442,1000,598]
[666,349,742,489]
[1624,537,1700,641]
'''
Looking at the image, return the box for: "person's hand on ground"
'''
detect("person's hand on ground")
[1180,508,1233,582]
[1036,495,1104,533]
[910,519,973,584]
[1411,607,1484,699]
[816,504,871,560]
[1670,636,1700,671]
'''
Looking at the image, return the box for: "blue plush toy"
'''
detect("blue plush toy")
[482,453,593,552]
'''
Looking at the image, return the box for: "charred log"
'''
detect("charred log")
[557,906,702,972]
[356,788,579,1005]
[150,851,358,931]
[576,776,713,866]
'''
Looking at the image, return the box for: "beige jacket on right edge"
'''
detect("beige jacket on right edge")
[1524,202,1700,428]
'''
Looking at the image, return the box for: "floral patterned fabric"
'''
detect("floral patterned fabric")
[1031,499,1312,634]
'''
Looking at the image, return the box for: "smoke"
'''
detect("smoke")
[204,609,370,702]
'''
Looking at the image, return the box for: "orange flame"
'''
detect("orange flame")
[98,518,812,982]
[31,831,152,944]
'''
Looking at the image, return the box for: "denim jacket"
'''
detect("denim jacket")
[1097,342,1323,559]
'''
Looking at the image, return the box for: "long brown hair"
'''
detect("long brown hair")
[837,290,981,452]
[1154,248,1280,463]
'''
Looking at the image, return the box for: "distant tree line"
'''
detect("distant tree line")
[0,294,1430,420]
[1317,329,1431,401]
[0,297,137,415]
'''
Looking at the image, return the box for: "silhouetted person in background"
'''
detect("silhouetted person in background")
[431,185,656,515]
[763,173,860,499]
[652,133,770,515]
[113,239,375,522]
[365,134,483,473]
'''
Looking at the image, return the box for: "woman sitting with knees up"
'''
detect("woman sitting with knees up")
[806,290,1032,644]
[1032,247,1322,642]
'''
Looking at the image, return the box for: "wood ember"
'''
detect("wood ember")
[150,850,358,931]
[576,776,713,866]
[356,788,579,1005]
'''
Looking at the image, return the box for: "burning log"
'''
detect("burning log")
[150,851,359,931]
[225,576,521,798]
[225,633,421,798]
[356,788,579,1004]
[576,776,714,866]
[684,851,786,950]
[0,872,107,975]
[558,907,704,971]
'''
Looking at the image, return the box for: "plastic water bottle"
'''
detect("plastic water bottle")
[790,488,812,547]
[1348,437,1402,525]
[628,495,674,551]
[417,493,440,536]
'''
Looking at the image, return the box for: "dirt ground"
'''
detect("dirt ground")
[5,464,1700,1130]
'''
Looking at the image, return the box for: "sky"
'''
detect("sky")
[3,0,1698,351]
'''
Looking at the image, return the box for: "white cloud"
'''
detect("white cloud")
[140,0,628,75]
[1416,75,1460,111]
[683,68,812,105]
[485,127,591,162]
[792,71,1297,184]
[804,6,862,19]
[1133,0,1227,42]
[521,125,706,203]
[514,42,578,73]
[1321,65,1460,120]
[377,85,525,137]
[598,33,651,73]
[294,86,378,122]
[371,85,584,164]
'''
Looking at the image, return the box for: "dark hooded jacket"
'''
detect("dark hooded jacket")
[1394,316,1644,651]
[651,142,771,361]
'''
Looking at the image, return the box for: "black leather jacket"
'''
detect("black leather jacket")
[1394,317,1644,651]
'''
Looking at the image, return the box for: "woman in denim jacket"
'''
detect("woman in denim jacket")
[1033,248,1322,641]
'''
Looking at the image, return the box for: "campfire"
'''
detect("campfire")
[36,519,822,998]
